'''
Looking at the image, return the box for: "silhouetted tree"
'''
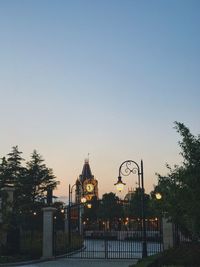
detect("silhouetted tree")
[82,196,99,223]
[24,150,58,203]
[125,188,152,218]
[7,146,25,183]
[98,192,124,228]
[0,157,9,187]
[153,122,200,241]
[0,147,58,214]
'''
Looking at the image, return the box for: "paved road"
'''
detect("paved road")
[18,258,137,267]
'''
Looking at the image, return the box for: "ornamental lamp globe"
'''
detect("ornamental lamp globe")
[81,197,87,203]
[114,176,126,192]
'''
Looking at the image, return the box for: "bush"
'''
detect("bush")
[20,230,42,258]
[156,243,200,266]
[133,243,200,267]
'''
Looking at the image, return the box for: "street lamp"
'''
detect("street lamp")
[114,159,147,258]
[81,197,87,203]
[155,192,162,200]
[87,203,92,209]
[68,183,77,245]
[115,176,126,192]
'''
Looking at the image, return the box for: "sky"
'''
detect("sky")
[0,0,199,202]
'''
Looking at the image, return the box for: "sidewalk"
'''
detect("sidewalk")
[17,258,137,267]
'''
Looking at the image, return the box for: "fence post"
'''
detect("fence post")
[64,206,68,233]
[42,207,56,259]
[162,217,174,250]
[79,205,83,235]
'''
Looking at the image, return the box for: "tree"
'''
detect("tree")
[0,146,60,252]
[6,146,25,187]
[0,147,59,213]
[25,150,58,203]
[98,192,124,229]
[125,188,153,218]
[82,196,100,223]
[3,146,27,211]
[16,150,59,213]
[153,122,200,241]
[0,157,9,188]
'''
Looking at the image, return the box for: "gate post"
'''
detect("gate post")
[162,217,173,250]
[42,207,56,259]
[1,185,15,212]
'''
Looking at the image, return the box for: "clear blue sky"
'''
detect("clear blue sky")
[0,0,199,199]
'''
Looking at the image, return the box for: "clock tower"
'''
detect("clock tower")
[75,159,98,203]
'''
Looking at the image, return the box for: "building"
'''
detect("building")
[75,159,98,203]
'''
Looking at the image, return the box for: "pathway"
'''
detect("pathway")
[18,258,137,267]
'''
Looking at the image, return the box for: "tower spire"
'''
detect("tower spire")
[81,157,93,182]
[85,153,90,164]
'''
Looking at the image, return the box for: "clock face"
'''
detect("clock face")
[86,183,94,193]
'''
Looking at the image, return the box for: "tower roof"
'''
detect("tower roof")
[79,159,94,182]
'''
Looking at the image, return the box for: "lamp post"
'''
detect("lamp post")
[68,183,77,244]
[68,183,92,238]
[114,159,147,258]
[69,183,77,206]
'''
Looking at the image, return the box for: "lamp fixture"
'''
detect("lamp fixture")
[114,176,126,192]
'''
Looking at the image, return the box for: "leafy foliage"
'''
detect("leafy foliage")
[0,158,10,188]
[0,146,59,213]
[98,192,124,222]
[21,150,57,208]
[82,196,100,222]
[153,122,200,241]
[125,188,154,218]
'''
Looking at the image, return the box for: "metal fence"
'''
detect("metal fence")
[0,211,43,258]
[173,224,194,247]
[65,205,163,259]
[53,207,83,257]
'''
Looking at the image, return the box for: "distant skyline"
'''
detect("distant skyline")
[0,0,199,200]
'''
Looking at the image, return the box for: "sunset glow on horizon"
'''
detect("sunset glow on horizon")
[0,0,199,202]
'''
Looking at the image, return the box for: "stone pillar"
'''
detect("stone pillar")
[42,207,56,259]
[1,186,15,212]
[162,217,174,250]
[0,186,15,231]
